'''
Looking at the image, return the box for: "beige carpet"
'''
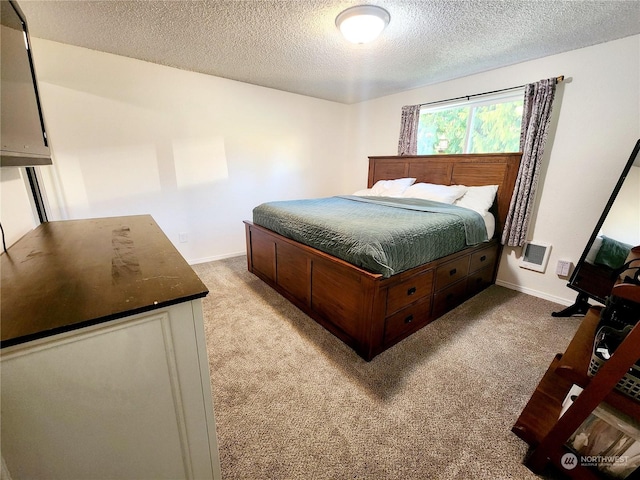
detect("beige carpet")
[194,256,581,480]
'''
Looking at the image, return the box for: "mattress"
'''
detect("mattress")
[252,195,489,277]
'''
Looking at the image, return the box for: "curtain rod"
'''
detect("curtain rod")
[418,75,564,108]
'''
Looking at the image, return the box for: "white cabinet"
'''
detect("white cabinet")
[1,297,221,479]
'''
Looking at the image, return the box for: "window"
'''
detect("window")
[417,91,524,155]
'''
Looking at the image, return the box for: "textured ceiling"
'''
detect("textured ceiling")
[18,0,640,104]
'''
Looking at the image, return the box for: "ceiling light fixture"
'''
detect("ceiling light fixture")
[335,5,390,44]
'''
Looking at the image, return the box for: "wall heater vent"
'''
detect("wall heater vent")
[520,241,552,273]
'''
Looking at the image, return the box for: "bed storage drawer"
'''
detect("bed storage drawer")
[385,270,434,316]
[383,297,431,343]
[432,279,468,318]
[470,244,498,273]
[435,256,470,290]
[467,265,494,296]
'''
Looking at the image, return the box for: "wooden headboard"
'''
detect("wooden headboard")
[367,153,522,237]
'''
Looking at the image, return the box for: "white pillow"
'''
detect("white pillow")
[353,177,416,197]
[585,235,604,264]
[402,183,468,204]
[483,211,496,239]
[454,185,499,215]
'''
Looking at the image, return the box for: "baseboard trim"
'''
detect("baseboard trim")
[495,279,573,307]
[188,251,245,266]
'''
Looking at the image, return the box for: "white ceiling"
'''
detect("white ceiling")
[18,0,640,104]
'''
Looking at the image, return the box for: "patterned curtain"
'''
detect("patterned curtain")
[501,78,557,247]
[397,105,421,155]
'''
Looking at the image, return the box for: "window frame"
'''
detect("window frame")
[417,88,525,155]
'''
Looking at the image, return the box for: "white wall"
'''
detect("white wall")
[30,39,350,263]
[0,168,38,247]
[346,35,640,306]
[14,35,640,306]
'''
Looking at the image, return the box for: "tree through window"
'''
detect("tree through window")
[417,91,524,155]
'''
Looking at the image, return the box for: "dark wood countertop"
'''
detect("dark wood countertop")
[1,215,208,348]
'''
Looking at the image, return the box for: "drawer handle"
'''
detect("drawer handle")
[404,314,414,324]
[407,286,417,296]
[449,268,457,276]
[480,255,487,262]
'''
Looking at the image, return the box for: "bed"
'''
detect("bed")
[244,153,521,360]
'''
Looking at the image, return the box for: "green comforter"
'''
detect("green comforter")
[252,195,488,278]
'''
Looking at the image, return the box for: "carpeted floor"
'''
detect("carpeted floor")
[193,256,581,480]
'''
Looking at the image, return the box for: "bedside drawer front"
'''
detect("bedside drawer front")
[384,298,431,343]
[467,265,494,296]
[470,244,498,273]
[385,270,434,316]
[435,256,470,291]
[432,280,468,318]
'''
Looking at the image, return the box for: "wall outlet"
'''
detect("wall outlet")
[179,232,188,243]
[556,260,572,277]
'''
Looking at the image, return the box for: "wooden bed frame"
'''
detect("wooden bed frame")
[244,153,521,361]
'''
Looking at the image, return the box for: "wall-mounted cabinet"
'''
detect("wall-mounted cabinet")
[0,0,52,167]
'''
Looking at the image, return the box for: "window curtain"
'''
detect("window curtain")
[397,105,420,155]
[501,78,557,247]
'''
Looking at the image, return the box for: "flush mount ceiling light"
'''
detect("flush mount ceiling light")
[335,5,390,44]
